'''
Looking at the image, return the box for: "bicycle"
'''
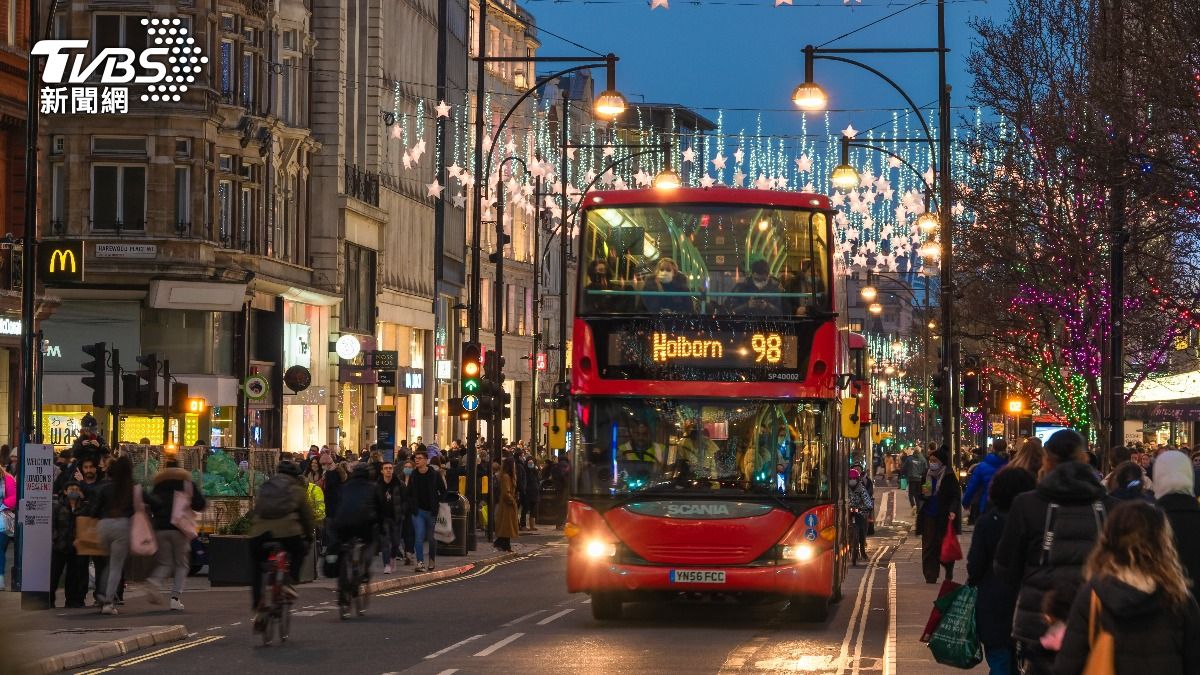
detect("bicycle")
[256,542,292,646]
[338,537,371,620]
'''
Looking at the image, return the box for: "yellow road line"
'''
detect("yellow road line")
[75,635,225,673]
[378,550,543,597]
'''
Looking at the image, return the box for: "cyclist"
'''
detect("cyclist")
[847,467,874,562]
[249,460,314,628]
[331,463,382,618]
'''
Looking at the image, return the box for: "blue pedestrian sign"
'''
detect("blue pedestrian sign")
[804,513,818,528]
[462,395,480,412]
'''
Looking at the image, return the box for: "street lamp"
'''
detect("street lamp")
[653,166,682,190]
[918,240,941,259]
[593,58,627,119]
[792,45,829,111]
[868,302,883,315]
[830,137,861,193]
[916,211,940,233]
[860,284,878,302]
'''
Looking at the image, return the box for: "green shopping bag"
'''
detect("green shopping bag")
[927,584,983,669]
[899,477,909,491]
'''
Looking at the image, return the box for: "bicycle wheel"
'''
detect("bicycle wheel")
[354,548,368,616]
[279,599,291,642]
[258,570,275,646]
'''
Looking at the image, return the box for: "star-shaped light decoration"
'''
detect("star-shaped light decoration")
[426,178,444,199]
[613,177,628,191]
[842,123,858,138]
[413,140,427,160]
[401,152,414,170]
[447,163,463,180]
[567,147,577,160]
[775,0,792,6]
[682,147,696,163]
[753,174,771,190]
[888,157,902,169]
[435,100,452,118]
[650,0,668,9]
[602,145,615,158]
[633,170,652,188]
[504,139,517,155]
[451,193,466,209]
[699,174,716,188]
[390,125,403,140]
[731,170,746,187]
[712,153,727,170]
[734,147,745,164]
[795,154,813,173]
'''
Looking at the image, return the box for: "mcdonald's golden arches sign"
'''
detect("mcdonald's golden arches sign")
[39,240,84,282]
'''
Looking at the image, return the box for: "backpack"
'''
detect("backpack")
[334,479,376,529]
[255,475,301,520]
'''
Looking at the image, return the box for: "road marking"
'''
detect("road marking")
[424,634,485,659]
[850,547,888,675]
[205,626,221,631]
[229,621,241,626]
[435,670,460,675]
[884,562,897,675]
[836,546,887,674]
[291,610,328,617]
[379,550,542,597]
[75,636,225,673]
[536,608,575,625]
[502,609,547,626]
[581,598,591,604]
[473,632,525,657]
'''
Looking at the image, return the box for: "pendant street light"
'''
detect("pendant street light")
[860,284,878,302]
[918,240,941,259]
[916,210,940,233]
[868,302,883,315]
[593,57,628,119]
[792,47,828,111]
[653,166,682,190]
[830,136,861,193]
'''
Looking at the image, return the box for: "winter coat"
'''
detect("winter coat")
[1053,577,1200,675]
[306,481,325,521]
[1158,492,1200,596]
[0,471,14,510]
[848,484,874,513]
[148,467,206,531]
[917,470,962,535]
[90,479,152,520]
[334,469,382,530]
[522,465,540,505]
[323,466,346,520]
[962,453,1007,514]
[248,474,314,540]
[376,476,406,522]
[52,495,87,553]
[407,467,447,514]
[994,461,1115,645]
[495,471,520,539]
[967,506,1017,649]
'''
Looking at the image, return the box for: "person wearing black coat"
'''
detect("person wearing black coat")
[967,466,1037,675]
[50,481,89,608]
[1152,450,1200,596]
[145,462,206,609]
[376,461,407,574]
[917,447,962,583]
[994,429,1115,675]
[521,457,541,530]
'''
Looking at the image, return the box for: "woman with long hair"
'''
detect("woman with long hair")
[303,456,323,484]
[1053,501,1200,674]
[1008,437,1044,475]
[493,457,520,552]
[90,456,146,615]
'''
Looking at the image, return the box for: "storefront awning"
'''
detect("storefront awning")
[1125,401,1200,422]
[1126,370,1200,403]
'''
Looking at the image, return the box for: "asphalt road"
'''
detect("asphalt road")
[66,530,904,675]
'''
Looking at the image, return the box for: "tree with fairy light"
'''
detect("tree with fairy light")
[958,0,1200,450]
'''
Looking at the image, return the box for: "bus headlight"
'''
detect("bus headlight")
[781,543,817,562]
[584,540,617,559]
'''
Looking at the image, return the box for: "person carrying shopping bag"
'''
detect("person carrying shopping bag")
[146,458,206,611]
[89,456,154,615]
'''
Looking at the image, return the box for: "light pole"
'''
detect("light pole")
[795,4,957,463]
[466,44,625,547]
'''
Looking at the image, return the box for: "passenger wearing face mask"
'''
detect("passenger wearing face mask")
[729,258,784,315]
[640,257,695,314]
[918,447,962,584]
[847,468,874,562]
[584,258,629,313]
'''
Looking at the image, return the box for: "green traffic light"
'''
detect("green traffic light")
[463,379,480,393]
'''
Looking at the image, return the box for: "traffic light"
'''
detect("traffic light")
[170,382,205,415]
[931,373,947,410]
[81,342,107,408]
[551,382,570,408]
[483,350,511,421]
[963,370,980,410]
[135,353,159,409]
[498,388,512,421]
[460,342,482,416]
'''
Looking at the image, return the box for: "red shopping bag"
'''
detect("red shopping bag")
[920,580,963,642]
[940,518,963,564]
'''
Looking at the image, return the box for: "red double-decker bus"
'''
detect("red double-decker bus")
[564,186,857,621]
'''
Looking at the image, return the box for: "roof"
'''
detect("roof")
[581,186,833,211]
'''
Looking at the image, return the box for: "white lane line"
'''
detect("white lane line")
[424,634,485,660]
[187,632,198,637]
[229,621,241,626]
[581,598,591,604]
[435,670,459,675]
[851,546,887,675]
[205,626,221,631]
[473,633,525,657]
[836,546,887,673]
[884,562,897,675]
[502,609,547,626]
[536,608,575,625]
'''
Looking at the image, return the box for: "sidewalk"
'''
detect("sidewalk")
[5,528,559,674]
[889,491,986,673]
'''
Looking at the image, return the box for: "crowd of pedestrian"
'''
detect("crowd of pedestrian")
[928,430,1200,675]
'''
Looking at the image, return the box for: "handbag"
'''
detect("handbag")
[921,580,962,642]
[171,480,198,541]
[434,502,454,543]
[940,517,963,563]
[74,515,106,556]
[1083,591,1116,675]
[928,585,984,669]
[0,479,12,534]
[130,485,158,557]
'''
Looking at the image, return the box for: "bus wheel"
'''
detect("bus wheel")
[591,592,623,620]
[787,595,829,622]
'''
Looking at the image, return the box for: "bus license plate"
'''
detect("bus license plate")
[670,570,726,584]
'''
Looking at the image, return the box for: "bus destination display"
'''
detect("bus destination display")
[605,329,801,374]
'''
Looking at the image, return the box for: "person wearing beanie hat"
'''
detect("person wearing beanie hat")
[1155,450,1200,596]
[918,446,962,584]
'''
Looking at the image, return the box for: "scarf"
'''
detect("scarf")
[927,461,947,487]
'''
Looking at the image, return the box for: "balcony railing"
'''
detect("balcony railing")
[344,163,380,207]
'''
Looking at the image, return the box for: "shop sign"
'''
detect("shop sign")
[536,352,547,372]
[0,317,20,335]
[20,444,55,593]
[284,365,312,393]
[364,350,398,369]
[284,323,312,369]
[377,370,396,387]
[400,368,424,393]
[335,334,362,360]
[39,240,84,282]
[339,365,377,384]
[436,359,452,380]
[990,422,1004,435]
[45,412,87,447]
[95,243,158,258]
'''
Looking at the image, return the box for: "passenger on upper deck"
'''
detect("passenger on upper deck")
[781,259,827,317]
[728,259,784,315]
[639,257,695,314]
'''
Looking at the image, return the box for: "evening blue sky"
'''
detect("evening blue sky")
[530,0,1012,141]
